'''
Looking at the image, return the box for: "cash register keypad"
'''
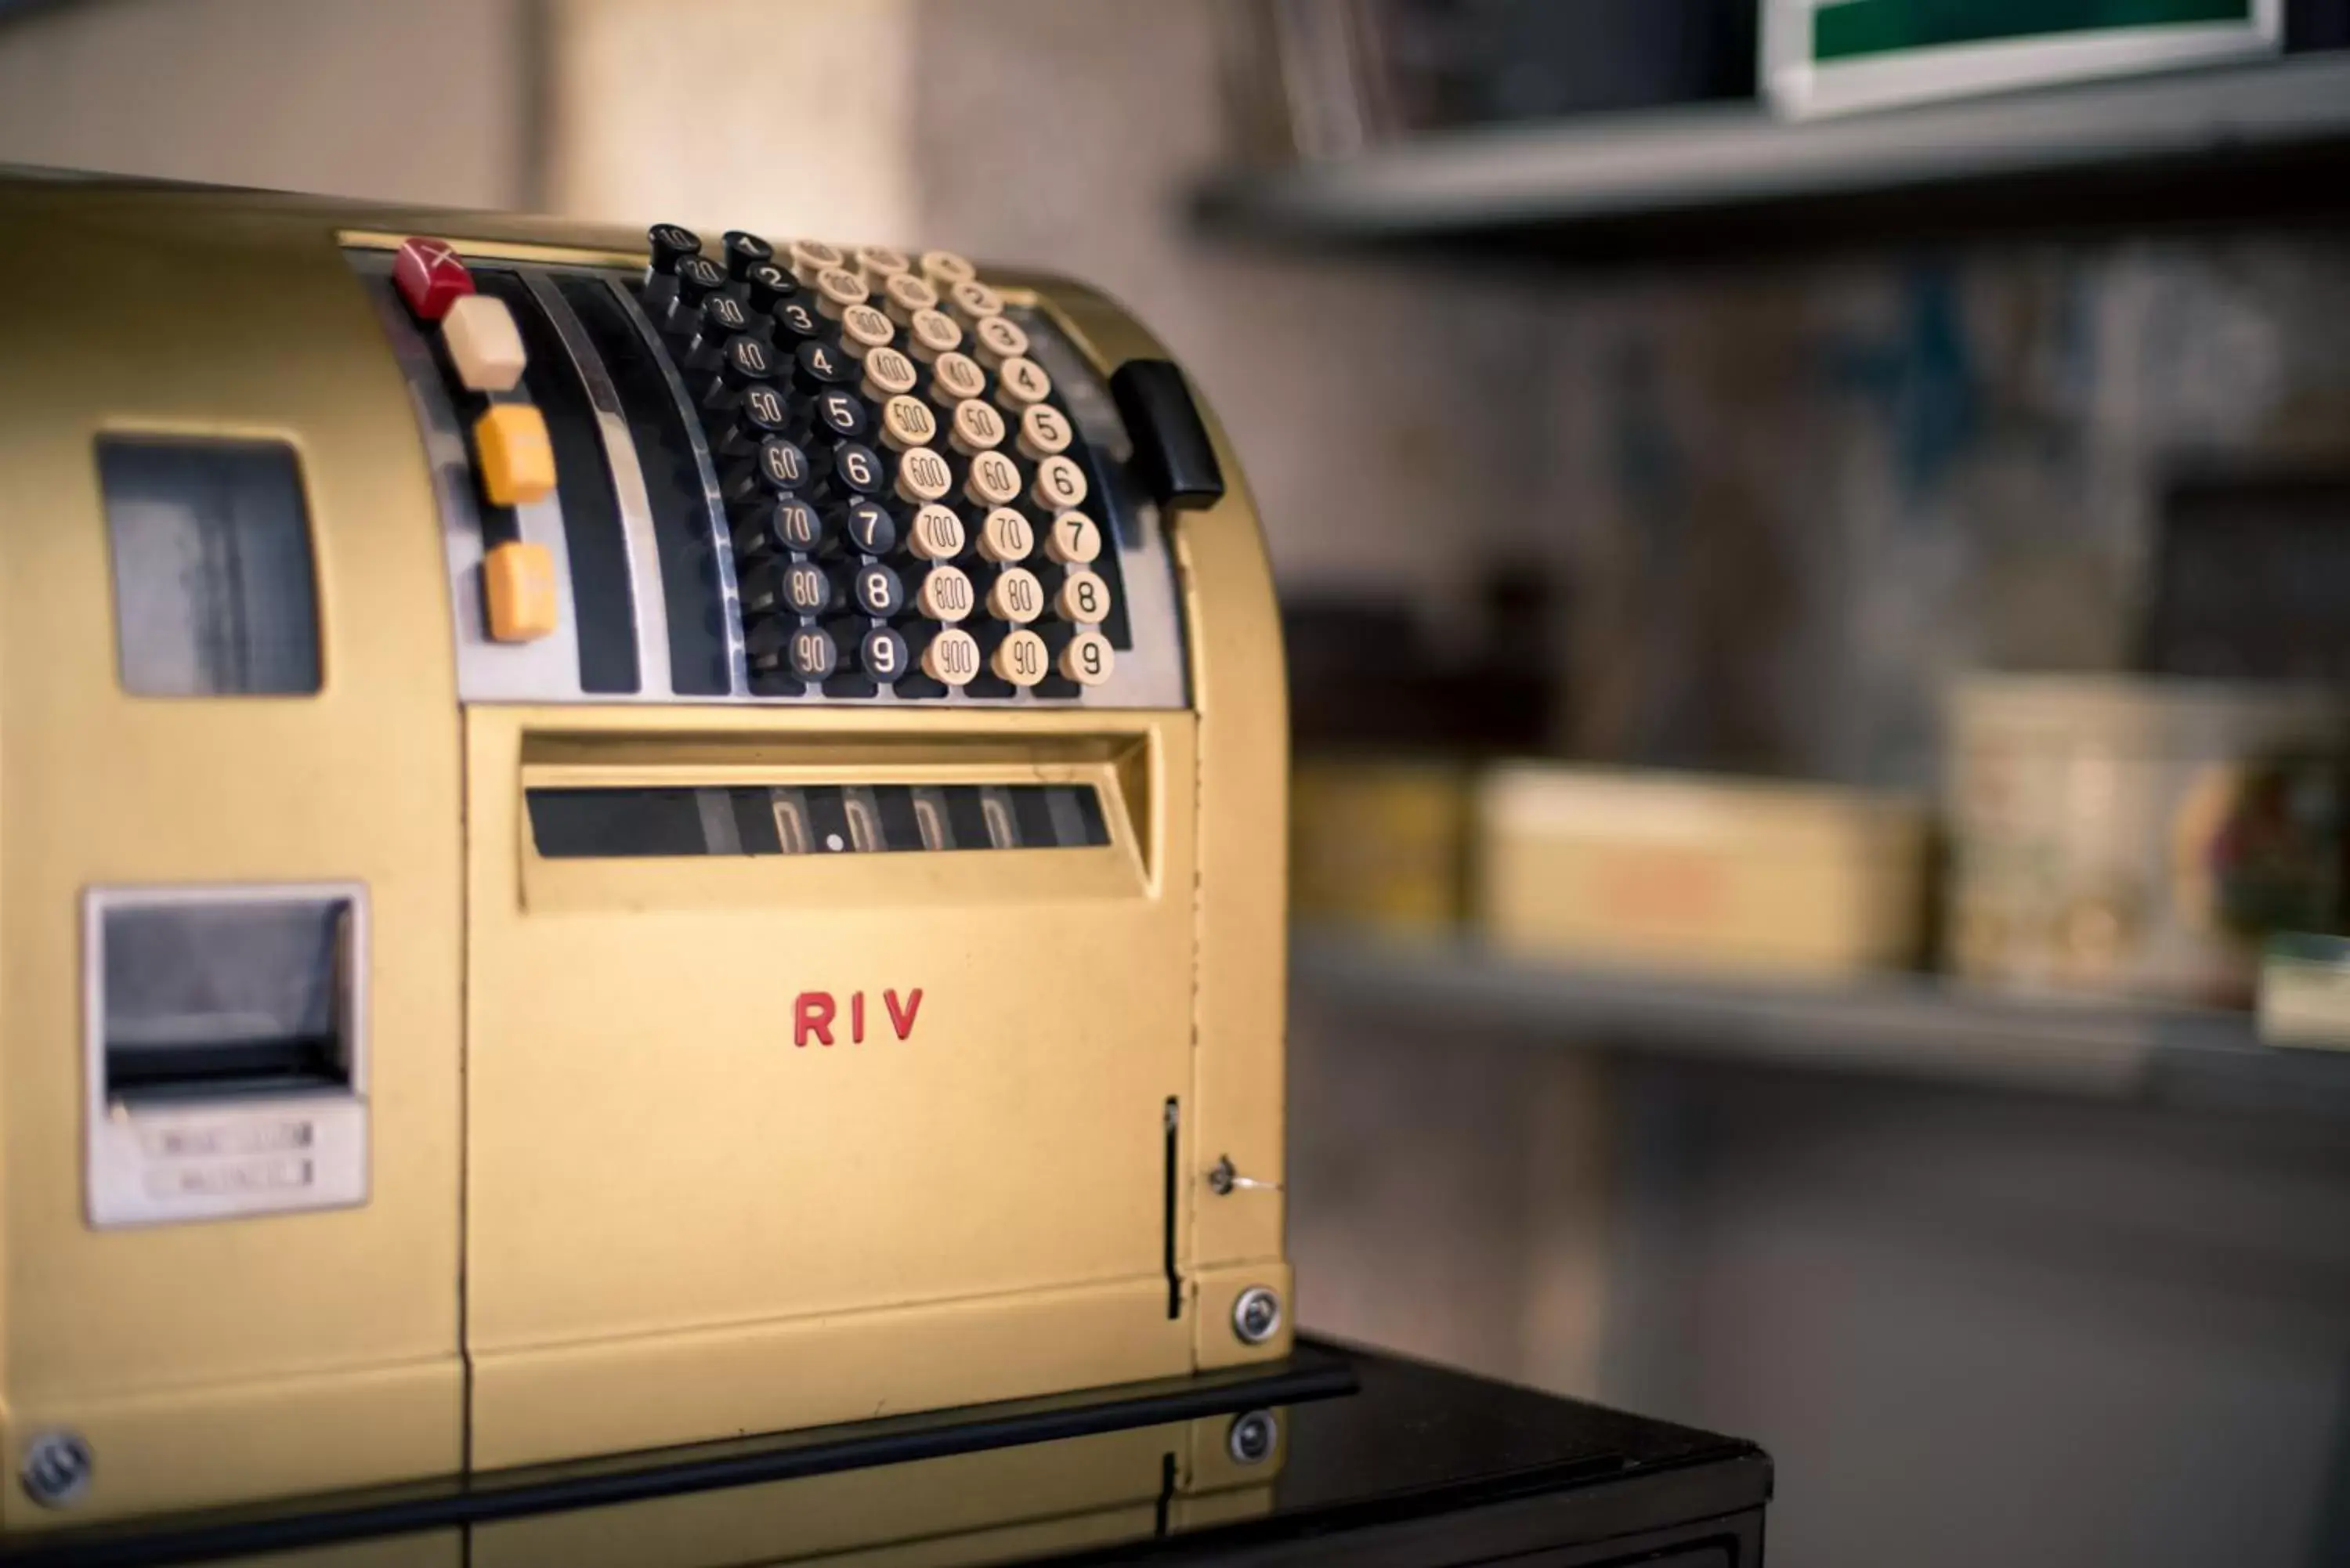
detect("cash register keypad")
[368,219,1177,701]
[639,223,1115,699]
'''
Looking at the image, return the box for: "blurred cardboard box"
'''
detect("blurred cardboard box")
[1475,764,1928,979]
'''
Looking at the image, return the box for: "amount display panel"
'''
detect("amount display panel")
[528,784,1112,858]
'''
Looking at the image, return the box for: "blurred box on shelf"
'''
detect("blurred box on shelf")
[1474,764,1929,980]
[1762,0,2282,120]
[2258,933,2350,1048]
[1292,756,1473,938]
[1218,0,1757,164]
[1947,675,2348,1008]
[2142,468,2350,685]
[1284,584,1555,754]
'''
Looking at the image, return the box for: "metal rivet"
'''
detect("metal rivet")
[21,1431,92,1508]
[1227,1408,1278,1465]
[1231,1284,1282,1346]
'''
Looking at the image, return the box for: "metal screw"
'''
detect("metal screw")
[1227,1408,1278,1466]
[1231,1284,1282,1346]
[21,1431,92,1508]
[1207,1156,1282,1197]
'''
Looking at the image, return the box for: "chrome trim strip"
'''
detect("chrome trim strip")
[608,277,750,697]
[525,271,672,697]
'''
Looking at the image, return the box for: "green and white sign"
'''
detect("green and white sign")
[1765,0,2281,117]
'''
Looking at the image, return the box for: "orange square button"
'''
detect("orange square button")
[473,403,555,507]
[483,540,559,642]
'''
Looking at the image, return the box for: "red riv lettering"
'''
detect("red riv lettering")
[884,988,924,1040]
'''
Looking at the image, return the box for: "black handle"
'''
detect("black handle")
[1109,358,1225,513]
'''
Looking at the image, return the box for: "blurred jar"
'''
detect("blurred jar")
[1946,675,2350,1007]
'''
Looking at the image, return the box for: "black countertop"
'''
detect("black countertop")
[1,1339,1770,1567]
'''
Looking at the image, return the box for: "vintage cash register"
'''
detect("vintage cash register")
[0,175,1290,1528]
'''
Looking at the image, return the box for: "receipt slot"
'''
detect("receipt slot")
[83,885,368,1227]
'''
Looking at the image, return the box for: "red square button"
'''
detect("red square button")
[392,237,474,321]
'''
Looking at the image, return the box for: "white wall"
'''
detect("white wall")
[0,0,532,208]
[547,0,917,247]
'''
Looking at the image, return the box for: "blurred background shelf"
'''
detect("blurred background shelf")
[1292,929,2350,1121]
[1197,55,2350,255]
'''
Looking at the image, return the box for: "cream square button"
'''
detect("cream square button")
[441,293,526,392]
